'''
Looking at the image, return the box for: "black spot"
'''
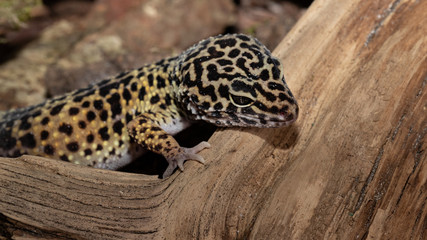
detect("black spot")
[81,101,90,108]
[272,65,280,80]
[86,111,96,121]
[19,117,32,130]
[109,149,115,156]
[69,107,80,116]
[164,94,172,106]
[236,58,256,79]
[217,59,233,66]
[96,144,103,151]
[201,102,210,110]
[73,95,84,102]
[93,100,104,110]
[278,93,292,102]
[207,64,220,81]
[87,134,94,143]
[78,121,86,129]
[154,144,162,151]
[159,134,168,139]
[58,123,73,136]
[98,127,110,140]
[137,71,145,78]
[99,82,119,97]
[60,155,69,161]
[228,49,240,58]
[100,110,108,121]
[218,84,229,99]
[119,140,124,146]
[40,130,49,140]
[113,121,124,135]
[242,52,253,59]
[50,103,65,116]
[236,35,250,41]
[82,101,90,108]
[150,95,160,104]
[138,86,146,100]
[268,82,285,91]
[280,105,289,114]
[213,102,223,110]
[44,144,55,155]
[126,113,133,124]
[122,89,132,104]
[131,82,138,92]
[253,83,277,102]
[19,133,36,148]
[249,53,264,70]
[183,72,197,87]
[156,75,166,88]
[215,38,237,48]
[66,142,79,152]
[151,126,162,131]
[147,74,154,86]
[259,70,270,81]
[120,75,133,86]
[270,106,279,114]
[231,80,256,97]
[190,94,199,104]
[0,129,16,150]
[106,93,122,118]
[84,149,92,156]
[208,47,224,58]
[224,67,234,72]
[41,117,50,125]
[254,101,268,112]
[159,104,166,110]
[198,84,217,102]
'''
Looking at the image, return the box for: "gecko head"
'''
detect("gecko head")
[179,34,298,128]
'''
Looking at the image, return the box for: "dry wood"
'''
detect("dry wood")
[0,0,426,239]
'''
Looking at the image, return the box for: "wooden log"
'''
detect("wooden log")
[0,0,426,239]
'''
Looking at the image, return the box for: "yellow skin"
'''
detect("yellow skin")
[0,34,299,178]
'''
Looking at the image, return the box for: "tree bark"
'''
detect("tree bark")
[0,0,426,239]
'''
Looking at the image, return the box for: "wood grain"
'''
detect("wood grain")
[0,0,426,239]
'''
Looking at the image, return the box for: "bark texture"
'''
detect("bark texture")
[0,0,426,239]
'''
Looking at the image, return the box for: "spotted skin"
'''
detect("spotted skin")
[0,34,299,178]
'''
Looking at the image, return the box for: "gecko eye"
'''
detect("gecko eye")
[229,94,255,107]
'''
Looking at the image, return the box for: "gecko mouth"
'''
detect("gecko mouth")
[204,111,297,128]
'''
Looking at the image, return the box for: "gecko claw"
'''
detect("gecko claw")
[162,141,211,178]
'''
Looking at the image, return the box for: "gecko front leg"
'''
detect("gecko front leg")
[127,113,211,178]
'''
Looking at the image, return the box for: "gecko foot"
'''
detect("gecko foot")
[162,141,211,178]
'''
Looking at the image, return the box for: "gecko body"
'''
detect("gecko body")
[0,34,298,177]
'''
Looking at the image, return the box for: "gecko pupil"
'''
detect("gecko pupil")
[230,94,254,107]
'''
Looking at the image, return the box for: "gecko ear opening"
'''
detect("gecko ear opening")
[229,94,255,108]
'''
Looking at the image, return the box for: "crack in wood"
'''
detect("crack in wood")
[353,141,385,212]
[364,0,402,47]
